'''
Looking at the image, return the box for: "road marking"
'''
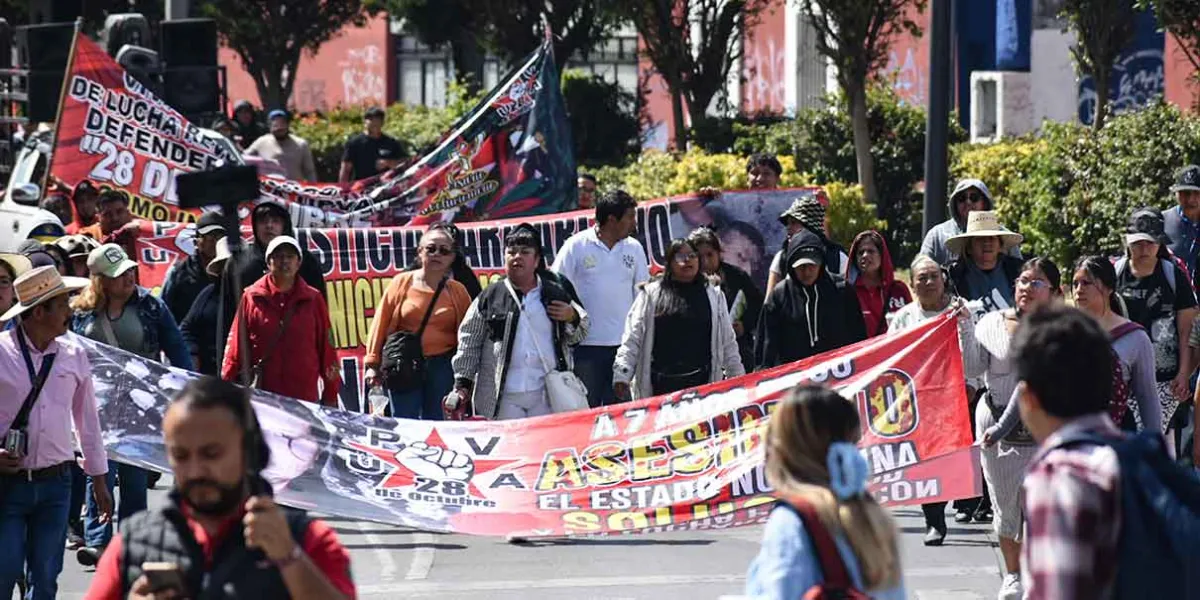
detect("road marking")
[355,520,399,582]
[404,532,436,580]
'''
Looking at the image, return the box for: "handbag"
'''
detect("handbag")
[513,284,589,414]
[237,298,299,389]
[980,387,1035,445]
[380,278,446,393]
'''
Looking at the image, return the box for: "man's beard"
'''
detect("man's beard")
[179,478,245,516]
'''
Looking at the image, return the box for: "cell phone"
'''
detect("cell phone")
[141,561,186,593]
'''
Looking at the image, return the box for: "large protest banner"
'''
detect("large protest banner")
[48,33,575,227]
[135,188,818,409]
[84,314,977,536]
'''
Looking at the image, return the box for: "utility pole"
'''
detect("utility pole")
[922,0,952,234]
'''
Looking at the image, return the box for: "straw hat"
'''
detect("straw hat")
[944,211,1023,256]
[0,253,33,279]
[0,266,89,322]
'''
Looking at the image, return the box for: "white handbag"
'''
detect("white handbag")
[517,288,590,414]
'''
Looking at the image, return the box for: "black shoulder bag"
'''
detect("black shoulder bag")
[381,278,447,392]
[8,330,57,460]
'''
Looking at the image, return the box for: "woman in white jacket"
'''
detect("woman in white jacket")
[613,239,745,400]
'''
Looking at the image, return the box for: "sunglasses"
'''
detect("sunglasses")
[422,245,455,256]
[956,192,985,204]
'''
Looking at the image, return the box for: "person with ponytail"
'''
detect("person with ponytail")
[986,256,1161,442]
[962,257,1062,600]
[744,385,904,599]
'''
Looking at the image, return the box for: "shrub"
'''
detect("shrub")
[689,114,794,155]
[561,70,644,168]
[825,181,888,247]
[590,150,811,201]
[952,102,1200,266]
[793,85,967,266]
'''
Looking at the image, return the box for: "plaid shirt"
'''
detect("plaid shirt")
[1021,413,1121,600]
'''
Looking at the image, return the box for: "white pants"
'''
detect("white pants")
[497,389,551,420]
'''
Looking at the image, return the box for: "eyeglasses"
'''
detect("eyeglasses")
[1016,277,1050,289]
[422,245,454,256]
[673,252,698,265]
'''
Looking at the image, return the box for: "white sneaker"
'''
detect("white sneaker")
[998,573,1022,600]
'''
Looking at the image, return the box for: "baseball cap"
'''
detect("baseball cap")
[790,245,825,268]
[1170,165,1200,193]
[265,235,302,261]
[54,234,100,259]
[87,243,138,278]
[1125,207,1171,246]
[196,212,225,237]
[267,109,289,121]
[364,106,386,119]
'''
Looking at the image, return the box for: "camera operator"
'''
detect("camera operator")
[0,266,113,599]
[85,376,354,599]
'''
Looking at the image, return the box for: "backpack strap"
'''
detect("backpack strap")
[1116,256,1177,294]
[783,499,853,589]
[1110,321,1144,342]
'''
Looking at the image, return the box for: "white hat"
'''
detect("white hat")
[944,211,1023,257]
[0,253,33,279]
[0,266,89,322]
[265,235,302,262]
[206,237,233,278]
[87,244,138,279]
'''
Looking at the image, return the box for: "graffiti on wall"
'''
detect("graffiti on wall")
[339,45,388,107]
[1077,48,1165,125]
[886,47,927,107]
[743,37,786,114]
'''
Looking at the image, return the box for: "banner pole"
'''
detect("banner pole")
[40,18,84,196]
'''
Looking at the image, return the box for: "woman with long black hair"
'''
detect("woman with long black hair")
[687,227,763,373]
[613,239,744,399]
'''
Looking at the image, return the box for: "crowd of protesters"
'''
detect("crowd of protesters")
[2,141,1200,599]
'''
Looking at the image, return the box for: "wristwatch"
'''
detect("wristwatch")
[271,544,304,570]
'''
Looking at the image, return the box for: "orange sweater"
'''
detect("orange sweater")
[364,271,471,367]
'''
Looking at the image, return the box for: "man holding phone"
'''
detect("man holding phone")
[85,377,355,599]
[0,266,113,600]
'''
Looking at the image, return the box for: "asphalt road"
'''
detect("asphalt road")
[47,478,1002,600]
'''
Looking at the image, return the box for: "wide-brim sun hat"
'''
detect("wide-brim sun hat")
[206,237,233,277]
[944,210,1023,257]
[0,253,33,279]
[0,266,89,322]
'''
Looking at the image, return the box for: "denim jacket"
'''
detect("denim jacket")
[71,286,194,370]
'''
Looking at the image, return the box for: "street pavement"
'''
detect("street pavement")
[48,478,1002,600]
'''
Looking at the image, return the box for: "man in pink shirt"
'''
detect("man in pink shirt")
[0,266,113,599]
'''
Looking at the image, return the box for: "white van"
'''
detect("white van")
[0,129,65,252]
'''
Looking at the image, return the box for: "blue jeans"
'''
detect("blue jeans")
[84,461,148,548]
[389,354,453,420]
[0,468,72,600]
[573,345,618,408]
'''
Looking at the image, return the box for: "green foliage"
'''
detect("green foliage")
[687,115,794,155]
[793,85,966,265]
[290,84,480,181]
[824,181,888,247]
[952,102,1200,267]
[591,150,811,201]
[561,70,643,168]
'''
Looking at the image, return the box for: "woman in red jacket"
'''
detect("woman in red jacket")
[222,236,340,406]
[847,230,912,338]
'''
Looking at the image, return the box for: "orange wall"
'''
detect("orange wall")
[741,0,787,114]
[219,16,392,113]
[1165,34,1199,113]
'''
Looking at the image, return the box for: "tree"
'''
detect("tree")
[197,0,382,110]
[795,0,926,205]
[1060,0,1137,130]
[1139,0,1200,109]
[561,69,644,167]
[621,0,770,150]
[475,0,621,70]
[388,0,487,95]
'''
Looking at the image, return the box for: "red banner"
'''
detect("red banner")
[48,33,575,228]
[134,188,817,410]
[89,314,977,535]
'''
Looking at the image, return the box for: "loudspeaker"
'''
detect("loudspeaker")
[103,14,151,57]
[159,19,217,67]
[16,22,73,71]
[159,19,219,117]
[16,23,75,123]
[0,19,11,69]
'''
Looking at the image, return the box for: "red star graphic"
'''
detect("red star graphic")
[347,429,518,499]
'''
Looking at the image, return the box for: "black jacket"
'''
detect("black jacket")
[179,283,222,375]
[717,261,764,372]
[755,237,866,369]
[160,253,211,324]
